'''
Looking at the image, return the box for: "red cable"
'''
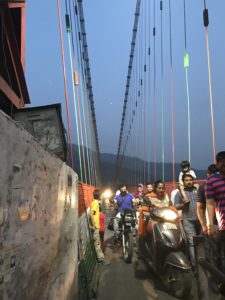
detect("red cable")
[57,0,74,168]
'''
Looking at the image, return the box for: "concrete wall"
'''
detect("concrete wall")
[0,110,78,300]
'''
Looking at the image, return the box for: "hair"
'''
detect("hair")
[180,160,190,169]
[119,183,127,190]
[216,151,225,163]
[146,182,153,186]
[137,183,143,188]
[154,180,165,189]
[182,173,193,182]
[154,180,165,192]
[207,164,218,175]
[93,189,100,200]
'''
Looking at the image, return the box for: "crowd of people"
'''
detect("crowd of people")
[89,151,225,273]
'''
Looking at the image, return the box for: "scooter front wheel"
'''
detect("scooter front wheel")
[163,266,192,298]
[122,232,133,263]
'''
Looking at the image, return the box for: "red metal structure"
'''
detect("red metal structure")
[0,0,30,114]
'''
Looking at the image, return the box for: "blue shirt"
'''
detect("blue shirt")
[115,193,134,212]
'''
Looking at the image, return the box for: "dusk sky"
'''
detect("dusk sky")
[26,1,225,170]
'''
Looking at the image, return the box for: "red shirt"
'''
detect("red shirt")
[99,212,105,232]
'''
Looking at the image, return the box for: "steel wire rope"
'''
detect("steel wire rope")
[147,0,151,182]
[77,0,102,185]
[76,0,101,185]
[203,0,216,163]
[137,3,144,184]
[72,0,95,185]
[138,21,142,183]
[183,0,191,163]
[132,63,136,185]
[160,0,165,181]
[69,0,92,185]
[57,0,74,168]
[64,0,84,181]
[169,0,175,185]
[153,0,157,181]
[116,0,142,181]
[143,0,147,184]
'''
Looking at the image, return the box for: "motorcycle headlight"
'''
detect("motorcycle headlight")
[162,209,177,221]
[124,215,133,222]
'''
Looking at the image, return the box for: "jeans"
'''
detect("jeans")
[93,228,104,261]
[182,219,201,267]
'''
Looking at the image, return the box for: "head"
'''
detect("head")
[154,180,165,196]
[146,183,153,193]
[182,174,194,188]
[207,164,218,177]
[180,160,190,173]
[137,183,144,193]
[93,189,100,200]
[119,184,127,196]
[216,152,225,176]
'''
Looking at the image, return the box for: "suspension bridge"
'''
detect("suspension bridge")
[0,0,225,299]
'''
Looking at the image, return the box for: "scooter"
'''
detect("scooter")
[139,206,192,298]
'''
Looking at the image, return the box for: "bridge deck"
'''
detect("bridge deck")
[97,210,223,300]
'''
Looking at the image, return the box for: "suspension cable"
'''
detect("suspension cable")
[169,0,175,185]
[147,0,151,182]
[203,0,216,162]
[57,0,74,168]
[183,0,191,163]
[116,0,142,181]
[153,0,157,181]
[65,1,84,182]
[160,0,165,181]
[69,0,92,185]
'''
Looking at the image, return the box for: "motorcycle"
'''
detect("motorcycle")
[139,206,192,298]
[116,208,137,263]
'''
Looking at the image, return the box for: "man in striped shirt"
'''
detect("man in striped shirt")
[174,173,201,268]
[206,151,225,242]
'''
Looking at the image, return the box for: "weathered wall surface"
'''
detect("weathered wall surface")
[0,110,78,300]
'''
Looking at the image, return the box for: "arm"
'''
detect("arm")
[197,202,207,234]
[206,198,216,236]
[174,192,184,210]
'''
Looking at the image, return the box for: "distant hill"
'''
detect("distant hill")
[67,145,206,186]
[100,153,206,186]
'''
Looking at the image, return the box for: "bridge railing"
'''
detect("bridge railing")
[129,179,206,197]
[78,183,99,300]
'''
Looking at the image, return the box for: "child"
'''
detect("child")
[99,204,106,253]
[178,160,196,184]
[178,160,197,202]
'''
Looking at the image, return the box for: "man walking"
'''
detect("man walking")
[175,174,201,269]
[90,189,110,265]
[206,152,225,243]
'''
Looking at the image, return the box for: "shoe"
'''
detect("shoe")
[98,258,111,266]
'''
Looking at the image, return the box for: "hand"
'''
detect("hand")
[207,225,217,238]
[183,197,190,205]
[202,224,208,235]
